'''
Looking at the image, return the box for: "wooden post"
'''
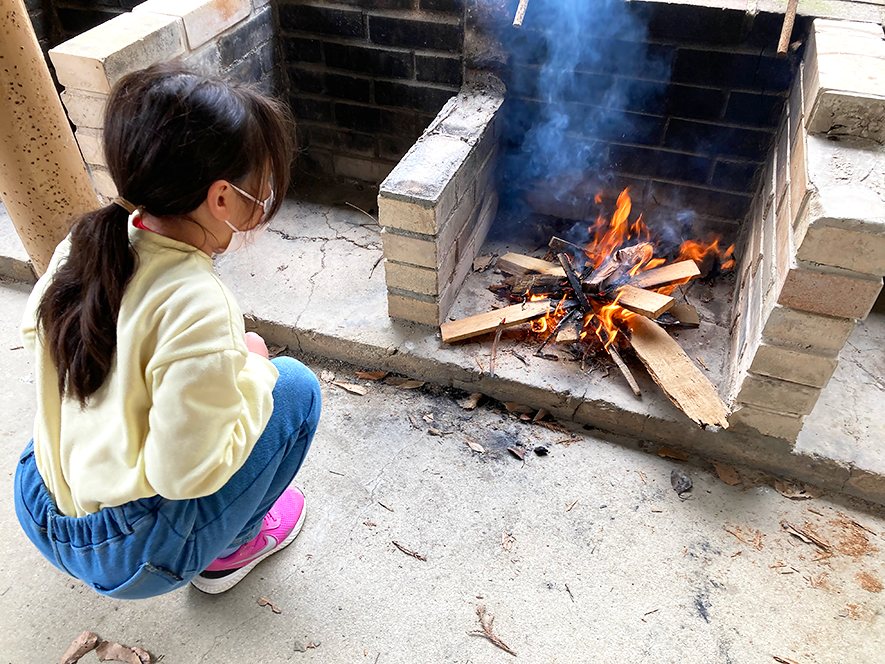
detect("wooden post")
[0,0,97,275]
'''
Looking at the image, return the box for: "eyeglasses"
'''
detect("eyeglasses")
[229,181,273,222]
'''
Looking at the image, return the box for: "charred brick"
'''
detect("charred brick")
[279,4,364,39]
[326,73,371,104]
[664,119,774,161]
[710,160,760,192]
[288,66,325,95]
[324,42,411,78]
[672,49,792,93]
[420,0,463,12]
[306,125,375,155]
[289,95,334,123]
[375,81,454,113]
[609,145,713,185]
[218,8,274,68]
[335,103,382,133]
[369,15,462,52]
[282,37,323,63]
[416,54,462,86]
[724,92,785,129]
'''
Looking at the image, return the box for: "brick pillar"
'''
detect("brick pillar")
[0,0,97,275]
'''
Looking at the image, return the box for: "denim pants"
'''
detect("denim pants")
[14,356,320,600]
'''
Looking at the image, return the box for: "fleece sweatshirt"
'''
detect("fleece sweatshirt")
[20,222,279,518]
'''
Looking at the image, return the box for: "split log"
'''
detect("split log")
[583,259,619,292]
[496,253,565,277]
[510,273,563,296]
[548,236,585,255]
[629,260,700,290]
[627,315,729,429]
[607,344,641,396]
[616,285,675,319]
[441,300,550,343]
[668,303,700,327]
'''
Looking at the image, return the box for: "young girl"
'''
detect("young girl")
[14,63,321,599]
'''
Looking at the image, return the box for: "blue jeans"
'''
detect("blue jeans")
[14,357,320,600]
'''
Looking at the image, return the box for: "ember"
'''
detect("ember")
[440,188,734,429]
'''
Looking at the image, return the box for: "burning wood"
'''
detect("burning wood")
[441,187,734,428]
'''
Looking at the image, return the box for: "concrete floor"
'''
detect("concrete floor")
[1,279,884,662]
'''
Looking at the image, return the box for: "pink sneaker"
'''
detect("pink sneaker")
[191,486,306,595]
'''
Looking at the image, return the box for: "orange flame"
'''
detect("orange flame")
[677,237,735,271]
[531,317,548,334]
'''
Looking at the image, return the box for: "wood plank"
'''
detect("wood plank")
[616,285,675,319]
[669,303,700,327]
[628,260,701,290]
[628,315,729,429]
[555,316,583,344]
[497,252,566,277]
[441,300,551,343]
[510,273,562,296]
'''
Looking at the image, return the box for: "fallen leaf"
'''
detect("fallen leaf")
[712,460,741,486]
[423,413,434,423]
[659,446,689,461]
[466,440,485,453]
[356,370,388,381]
[331,381,368,396]
[774,479,823,500]
[508,446,526,461]
[408,415,421,429]
[95,641,149,664]
[60,631,100,664]
[670,468,692,495]
[257,596,283,614]
[385,376,408,386]
[503,402,534,414]
[532,408,549,422]
[473,254,494,271]
[320,370,335,383]
[458,393,483,410]
[397,379,425,390]
[428,428,442,436]
[266,344,286,359]
[501,531,515,552]
[519,413,532,421]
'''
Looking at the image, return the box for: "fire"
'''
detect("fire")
[531,317,548,333]
[678,237,736,271]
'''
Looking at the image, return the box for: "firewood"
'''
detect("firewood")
[548,236,585,255]
[627,315,729,429]
[616,285,675,319]
[583,258,620,292]
[556,253,592,312]
[615,242,653,265]
[511,273,563,296]
[628,260,701,290]
[668,303,700,327]
[441,300,550,343]
[607,344,641,396]
[555,315,583,344]
[777,0,799,56]
[496,252,565,277]
[513,0,530,27]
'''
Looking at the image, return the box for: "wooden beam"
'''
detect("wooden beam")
[627,315,729,429]
[616,285,675,319]
[497,252,566,278]
[629,260,700,290]
[441,300,550,343]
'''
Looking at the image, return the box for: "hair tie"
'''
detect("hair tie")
[112,197,138,214]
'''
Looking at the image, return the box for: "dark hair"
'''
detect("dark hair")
[37,63,295,405]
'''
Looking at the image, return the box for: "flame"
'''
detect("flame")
[531,317,548,333]
[677,238,735,271]
[593,294,633,351]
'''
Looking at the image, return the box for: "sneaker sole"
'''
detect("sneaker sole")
[190,495,306,595]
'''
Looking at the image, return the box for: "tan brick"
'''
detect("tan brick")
[384,261,439,296]
[60,90,107,129]
[774,192,791,290]
[75,128,105,167]
[803,19,885,141]
[380,228,438,269]
[749,342,838,388]
[49,12,186,94]
[134,0,250,50]
[728,404,805,441]
[775,120,789,209]
[386,293,439,327]
[789,123,809,231]
[798,226,885,277]
[777,263,883,319]
[736,373,822,415]
[762,305,855,352]
[88,165,117,198]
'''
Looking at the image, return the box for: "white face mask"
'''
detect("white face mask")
[219,182,273,255]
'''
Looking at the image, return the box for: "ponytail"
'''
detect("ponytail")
[36,204,136,405]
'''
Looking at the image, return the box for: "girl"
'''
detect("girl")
[14,63,321,599]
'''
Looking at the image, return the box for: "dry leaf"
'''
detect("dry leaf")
[397,379,425,390]
[428,428,442,436]
[712,460,741,486]
[503,402,534,414]
[466,440,485,453]
[355,370,388,381]
[320,370,335,383]
[423,413,434,423]
[519,413,532,421]
[774,479,823,500]
[60,631,100,664]
[658,446,689,461]
[257,597,283,614]
[532,408,549,422]
[95,641,149,664]
[508,446,526,461]
[458,393,483,410]
[501,531,515,552]
[331,381,368,396]
[473,254,494,271]
[385,376,408,386]
[266,344,286,359]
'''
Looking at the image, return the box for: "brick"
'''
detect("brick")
[288,66,325,95]
[644,2,749,46]
[609,145,712,185]
[134,0,249,50]
[279,4,364,38]
[335,103,381,133]
[775,120,789,209]
[416,54,462,86]
[282,36,322,63]
[665,84,728,122]
[376,134,412,161]
[386,292,439,327]
[778,263,883,319]
[642,181,753,220]
[774,193,791,290]
[334,0,410,7]
[664,119,773,161]
[710,160,758,191]
[369,15,463,53]
[788,123,809,231]
[56,7,121,36]
[749,342,838,388]
[728,404,805,441]
[49,12,186,93]
[380,109,432,137]
[326,74,371,104]
[762,304,855,351]
[334,156,395,183]
[385,261,440,296]
[420,0,462,12]
[76,128,105,166]
[736,373,821,416]
[375,81,455,114]
[216,7,273,68]
[799,225,885,278]
[803,19,885,141]
[672,49,792,93]
[788,62,804,140]
[724,91,785,129]
[324,43,411,79]
[60,89,108,129]
[88,164,117,198]
[179,40,221,76]
[570,108,664,147]
[306,125,374,156]
[257,37,277,73]
[381,227,438,268]
[226,50,262,82]
[288,95,333,122]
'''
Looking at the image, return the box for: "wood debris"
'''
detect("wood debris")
[466,439,486,453]
[507,446,526,461]
[441,300,550,343]
[355,370,388,381]
[385,376,425,389]
[616,285,674,319]
[257,597,283,614]
[392,540,426,561]
[513,0,530,27]
[780,521,831,551]
[712,460,741,486]
[629,260,701,290]
[468,605,517,656]
[458,393,484,410]
[855,572,883,593]
[497,252,565,277]
[332,381,368,396]
[668,303,700,327]
[658,446,689,461]
[773,479,823,500]
[566,499,579,512]
[723,525,764,550]
[473,254,495,271]
[501,531,515,552]
[490,318,506,377]
[95,641,150,664]
[773,657,800,664]
[60,631,100,664]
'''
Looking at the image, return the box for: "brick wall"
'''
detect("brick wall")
[278,0,465,183]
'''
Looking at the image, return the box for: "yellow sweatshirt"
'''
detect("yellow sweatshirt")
[21,223,279,518]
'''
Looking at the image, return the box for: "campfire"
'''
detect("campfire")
[440,188,735,430]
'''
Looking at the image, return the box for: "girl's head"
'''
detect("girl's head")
[39,64,295,405]
[107,63,293,248]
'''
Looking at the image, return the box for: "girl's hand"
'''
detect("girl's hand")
[245,332,269,359]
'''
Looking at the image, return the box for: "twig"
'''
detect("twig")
[776,0,799,56]
[607,344,641,396]
[565,583,575,602]
[468,605,517,656]
[535,307,579,356]
[513,0,530,27]
[696,355,709,371]
[644,609,659,616]
[781,521,832,551]
[9,346,23,351]
[345,201,379,224]
[566,499,579,512]
[392,540,426,561]
[490,318,506,378]
[378,501,394,512]
[328,470,345,476]
[475,356,485,373]
[511,350,528,366]
[369,254,383,278]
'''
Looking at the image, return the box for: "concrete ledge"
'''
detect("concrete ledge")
[0,204,36,284]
